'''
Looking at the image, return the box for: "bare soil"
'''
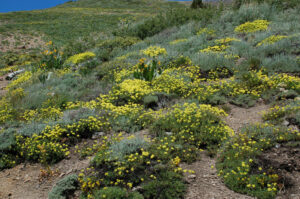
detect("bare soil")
[225,103,270,133]
[257,144,300,199]
[182,152,254,199]
[0,33,45,53]
[0,144,90,199]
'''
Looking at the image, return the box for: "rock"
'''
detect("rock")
[92,132,104,139]
[5,69,25,80]
[257,98,264,104]
[165,132,173,136]
[188,175,196,180]
[47,72,53,80]
[66,169,73,174]
[290,194,300,199]
[282,120,289,126]
[279,88,286,92]
[186,174,197,183]
[132,186,143,192]
[24,174,31,183]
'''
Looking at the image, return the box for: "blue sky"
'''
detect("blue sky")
[0,0,70,13]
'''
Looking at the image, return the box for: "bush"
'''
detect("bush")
[191,0,203,9]
[142,170,186,199]
[217,124,300,199]
[108,136,149,161]
[48,174,78,199]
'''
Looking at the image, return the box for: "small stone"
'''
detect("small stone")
[66,169,73,174]
[132,186,143,192]
[47,72,53,80]
[282,120,289,126]
[92,132,104,139]
[279,87,287,92]
[257,98,264,103]
[275,143,281,148]
[188,175,196,180]
[165,132,173,136]
[24,174,31,183]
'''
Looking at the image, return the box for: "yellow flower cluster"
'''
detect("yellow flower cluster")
[0,65,20,76]
[197,28,216,36]
[169,38,188,45]
[111,79,153,102]
[218,123,300,197]
[200,44,228,53]
[16,114,110,164]
[234,20,270,33]
[0,98,13,124]
[263,101,300,121]
[22,106,63,123]
[114,68,135,83]
[215,37,240,44]
[140,46,167,57]
[66,52,96,64]
[257,35,288,47]
[152,68,192,96]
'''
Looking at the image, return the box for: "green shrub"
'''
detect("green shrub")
[142,170,186,199]
[48,174,79,199]
[217,124,300,199]
[150,103,232,151]
[230,94,257,108]
[191,0,204,9]
[108,137,149,161]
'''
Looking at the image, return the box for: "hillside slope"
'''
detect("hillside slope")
[0,0,299,199]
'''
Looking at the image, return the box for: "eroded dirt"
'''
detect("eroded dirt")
[225,103,270,133]
[257,144,300,199]
[182,152,254,199]
[0,33,45,53]
[0,144,90,199]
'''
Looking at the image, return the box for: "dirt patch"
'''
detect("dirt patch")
[256,143,300,199]
[0,33,45,53]
[181,152,253,199]
[225,103,270,133]
[0,143,91,199]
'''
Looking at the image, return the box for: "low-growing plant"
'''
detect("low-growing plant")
[48,174,79,199]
